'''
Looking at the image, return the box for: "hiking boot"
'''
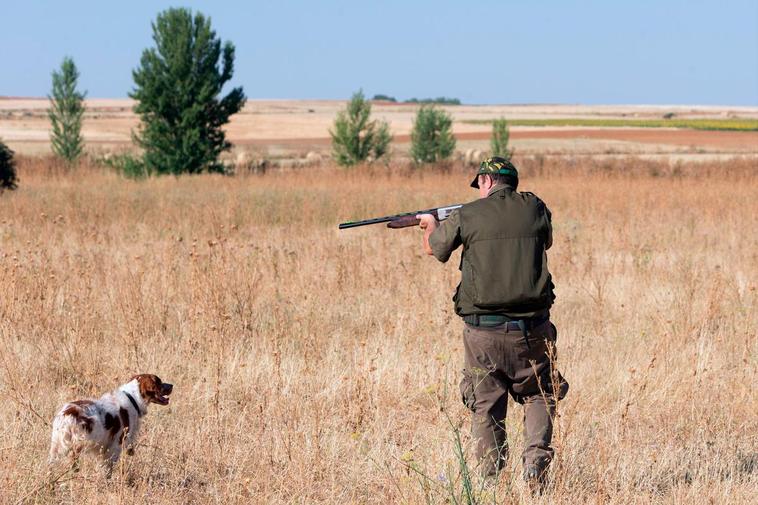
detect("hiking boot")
[523,465,546,494]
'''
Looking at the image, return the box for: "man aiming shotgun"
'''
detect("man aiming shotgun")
[339,156,568,489]
[417,157,569,489]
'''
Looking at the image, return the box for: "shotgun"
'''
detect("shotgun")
[339,204,462,230]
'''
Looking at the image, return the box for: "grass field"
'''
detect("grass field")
[461,118,758,131]
[0,157,756,504]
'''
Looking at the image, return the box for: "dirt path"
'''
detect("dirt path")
[478,129,758,150]
[234,128,758,151]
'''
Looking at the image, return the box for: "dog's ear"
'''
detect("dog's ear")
[131,374,162,398]
[130,374,150,399]
[129,374,160,386]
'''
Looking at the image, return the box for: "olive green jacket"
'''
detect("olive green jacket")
[429,184,555,318]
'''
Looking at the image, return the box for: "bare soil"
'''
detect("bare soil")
[1,98,756,157]
[452,129,758,150]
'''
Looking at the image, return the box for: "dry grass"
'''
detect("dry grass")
[0,157,756,504]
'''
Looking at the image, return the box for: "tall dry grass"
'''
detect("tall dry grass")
[0,157,756,504]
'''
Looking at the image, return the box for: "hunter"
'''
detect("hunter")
[417,157,568,488]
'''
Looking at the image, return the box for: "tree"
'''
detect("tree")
[330,90,391,166]
[404,97,461,105]
[490,117,512,159]
[0,140,18,192]
[410,105,456,164]
[130,8,246,175]
[371,94,396,102]
[48,57,86,164]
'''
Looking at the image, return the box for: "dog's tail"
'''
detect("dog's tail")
[49,405,93,463]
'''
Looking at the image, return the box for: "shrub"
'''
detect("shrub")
[130,8,246,175]
[404,97,461,105]
[372,94,397,102]
[490,117,512,159]
[330,90,392,166]
[410,105,456,164]
[48,57,86,164]
[101,153,152,179]
[0,140,18,192]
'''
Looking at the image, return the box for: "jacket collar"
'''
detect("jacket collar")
[487,183,514,197]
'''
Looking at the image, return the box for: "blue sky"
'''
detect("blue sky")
[1,0,757,105]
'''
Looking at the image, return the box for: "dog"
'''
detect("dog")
[49,374,173,474]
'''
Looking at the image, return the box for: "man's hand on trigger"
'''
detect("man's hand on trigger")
[416,214,438,256]
[416,213,437,230]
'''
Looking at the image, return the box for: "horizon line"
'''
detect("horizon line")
[1,96,757,109]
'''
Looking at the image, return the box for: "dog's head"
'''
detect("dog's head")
[130,374,173,406]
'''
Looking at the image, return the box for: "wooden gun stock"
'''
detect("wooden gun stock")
[387,216,421,228]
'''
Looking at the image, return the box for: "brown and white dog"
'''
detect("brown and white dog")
[49,374,173,473]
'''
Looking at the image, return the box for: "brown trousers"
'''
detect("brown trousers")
[459,319,568,478]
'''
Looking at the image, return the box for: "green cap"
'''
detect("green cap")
[470,156,519,188]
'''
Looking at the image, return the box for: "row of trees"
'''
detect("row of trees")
[330,90,512,166]
[3,9,247,177]
[1,8,244,186]
[1,6,514,190]
[371,94,461,105]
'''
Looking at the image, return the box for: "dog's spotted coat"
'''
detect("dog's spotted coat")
[49,374,173,474]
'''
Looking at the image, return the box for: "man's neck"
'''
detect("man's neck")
[486,183,513,197]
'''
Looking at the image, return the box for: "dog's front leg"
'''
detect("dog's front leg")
[69,447,82,474]
[123,424,140,456]
[100,446,121,478]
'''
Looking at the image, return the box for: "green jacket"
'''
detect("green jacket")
[429,184,555,319]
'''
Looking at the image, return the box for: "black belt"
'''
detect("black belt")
[463,314,548,330]
[463,314,549,348]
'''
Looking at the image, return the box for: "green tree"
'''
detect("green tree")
[0,140,18,192]
[130,8,246,175]
[490,117,512,159]
[405,97,461,105]
[48,57,86,164]
[371,94,396,102]
[330,90,391,166]
[410,105,456,164]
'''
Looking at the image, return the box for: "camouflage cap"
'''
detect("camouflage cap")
[470,156,519,188]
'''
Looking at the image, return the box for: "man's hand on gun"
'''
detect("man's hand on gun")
[416,213,437,256]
